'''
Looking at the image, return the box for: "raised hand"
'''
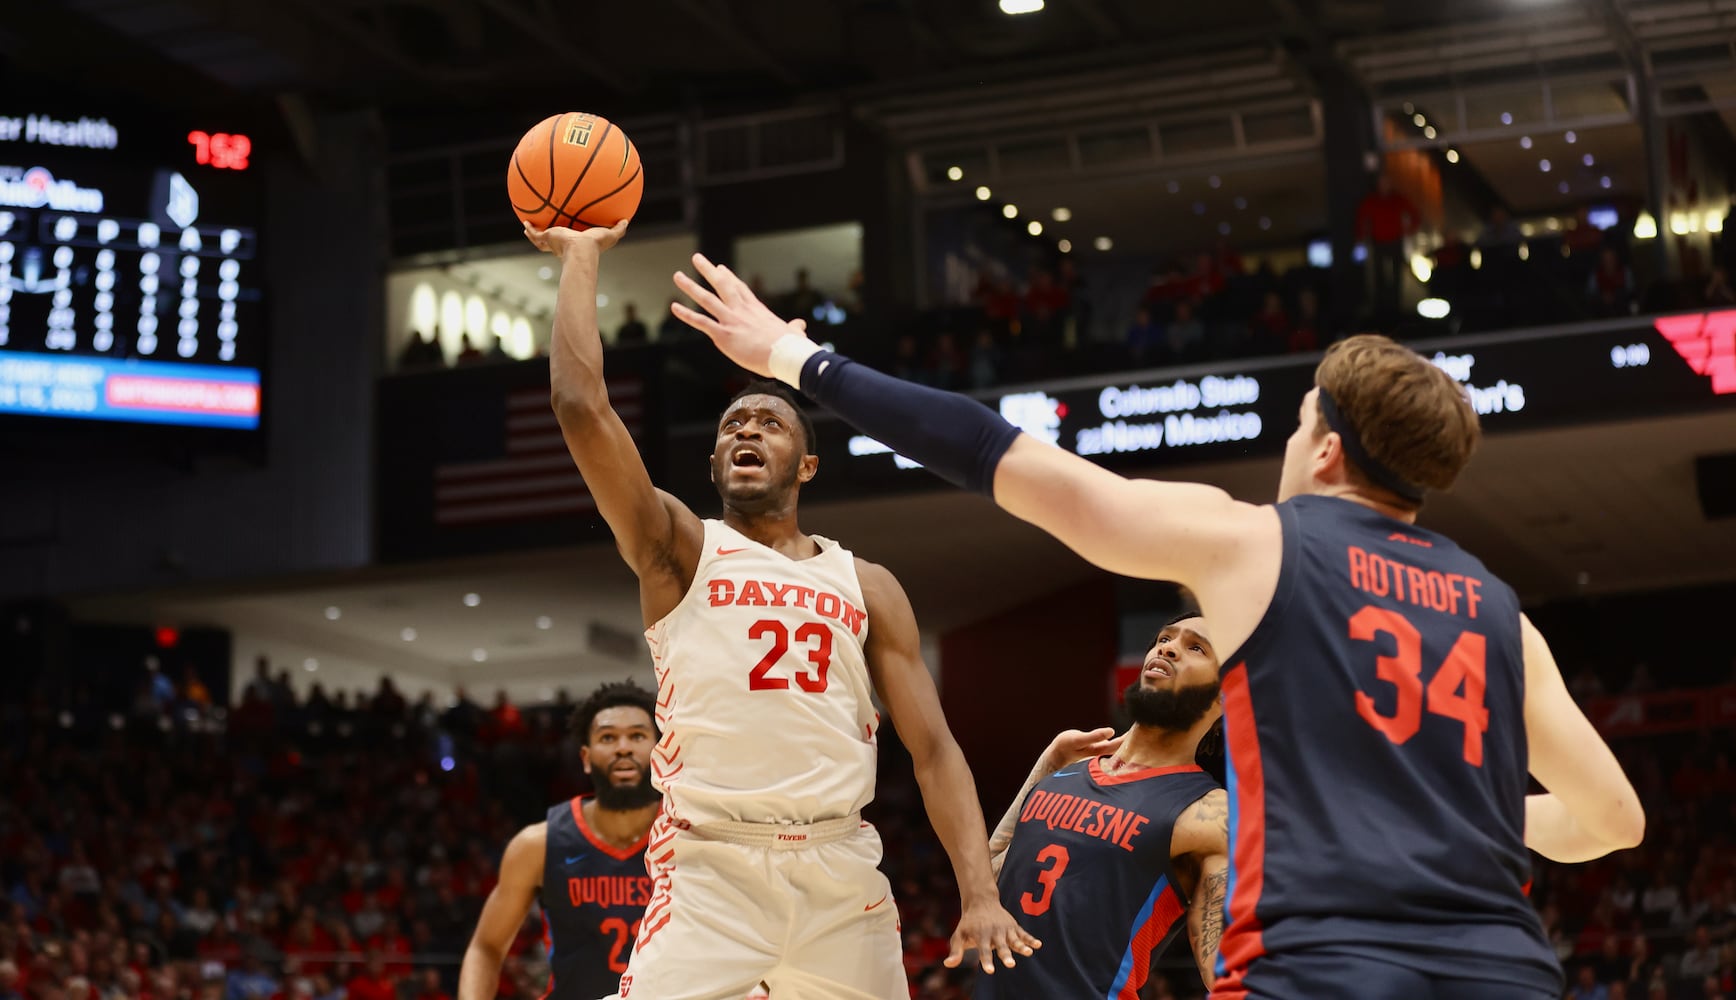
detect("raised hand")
[671,253,807,378]
[1039,727,1125,773]
[522,218,629,258]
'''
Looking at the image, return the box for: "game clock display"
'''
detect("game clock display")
[0,109,263,430]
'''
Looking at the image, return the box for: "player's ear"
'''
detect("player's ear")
[797,453,819,483]
[1315,429,1347,483]
[579,746,593,775]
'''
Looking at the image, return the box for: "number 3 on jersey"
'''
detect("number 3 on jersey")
[1019,844,1070,916]
[1348,606,1490,766]
[747,619,834,692]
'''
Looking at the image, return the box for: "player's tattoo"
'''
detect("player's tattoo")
[1189,862,1229,985]
[1188,790,1229,841]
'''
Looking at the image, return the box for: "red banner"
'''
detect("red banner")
[1584,685,1736,737]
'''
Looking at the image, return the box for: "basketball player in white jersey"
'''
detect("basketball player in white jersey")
[522,219,1037,1000]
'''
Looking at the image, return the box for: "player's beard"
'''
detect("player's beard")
[1123,678,1220,732]
[594,763,661,811]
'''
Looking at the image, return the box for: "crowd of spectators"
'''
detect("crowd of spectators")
[4,646,1733,1000]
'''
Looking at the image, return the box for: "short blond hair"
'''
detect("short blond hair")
[1314,335,1481,506]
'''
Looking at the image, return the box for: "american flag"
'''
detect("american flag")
[432,380,642,526]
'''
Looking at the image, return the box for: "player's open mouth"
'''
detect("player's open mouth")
[731,447,765,469]
[1143,661,1173,679]
[611,762,641,777]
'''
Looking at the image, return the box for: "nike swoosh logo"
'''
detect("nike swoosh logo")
[715,546,748,556]
[1052,770,1079,777]
[864,895,889,912]
[564,854,587,866]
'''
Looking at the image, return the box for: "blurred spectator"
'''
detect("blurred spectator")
[485,336,512,363]
[1356,174,1418,321]
[1680,927,1720,981]
[455,335,484,366]
[657,299,691,342]
[1592,249,1636,317]
[926,333,966,390]
[1570,964,1611,1000]
[1167,301,1205,361]
[785,269,824,322]
[1290,290,1322,353]
[1252,292,1292,356]
[1702,266,1735,307]
[616,305,648,346]
[1126,307,1165,366]
[968,330,1003,390]
[397,330,445,372]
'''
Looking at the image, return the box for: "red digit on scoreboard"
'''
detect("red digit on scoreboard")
[188,130,252,171]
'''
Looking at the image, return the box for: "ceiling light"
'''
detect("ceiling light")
[1539,159,1551,172]
[1218,222,1232,236]
[1706,211,1724,234]
[975,185,992,201]
[1517,242,1530,261]
[535,616,553,630]
[401,627,417,641]
[1208,175,1222,189]
[1002,204,1018,219]
[1418,298,1451,319]
[1501,112,1514,125]
[1634,212,1657,239]
[1166,180,1180,194]
[1583,154,1595,167]
[1402,102,1415,114]
[1233,196,1247,210]
[1411,113,1426,127]
[1258,217,1271,230]
[1520,136,1533,149]
[303,658,319,672]
[1093,236,1113,251]
[1051,207,1071,222]
[324,606,341,621]
[1470,248,1483,270]
[999,0,1044,12]
[463,592,481,607]
[1410,254,1433,283]
[1193,202,1206,215]
[471,648,488,662]
[1600,176,1612,189]
[1559,181,1570,195]
[1057,239,1072,253]
[537,267,553,281]
[1026,220,1043,236]
[946,166,963,181]
[1445,149,1460,163]
[1564,131,1577,144]
[595,293,609,308]
[1423,126,1437,139]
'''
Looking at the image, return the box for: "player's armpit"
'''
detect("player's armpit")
[458,824,545,1000]
[1520,615,1644,856]
[991,437,1270,587]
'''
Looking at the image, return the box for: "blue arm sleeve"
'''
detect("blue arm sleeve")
[798,351,1020,495]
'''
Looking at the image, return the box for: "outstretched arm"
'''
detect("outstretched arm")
[531,222,702,587]
[1171,789,1230,988]
[988,728,1122,875]
[858,559,1040,974]
[670,256,1268,588]
[1521,615,1644,861]
[458,824,543,1000]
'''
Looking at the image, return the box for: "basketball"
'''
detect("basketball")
[507,111,644,231]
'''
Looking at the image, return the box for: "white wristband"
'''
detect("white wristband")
[768,334,823,389]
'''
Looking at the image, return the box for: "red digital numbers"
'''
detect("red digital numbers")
[1349,606,1490,766]
[746,619,834,692]
[188,130,252,171]
[1019,844,1070,917]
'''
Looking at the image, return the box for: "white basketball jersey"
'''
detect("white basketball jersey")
[643,519,881,825]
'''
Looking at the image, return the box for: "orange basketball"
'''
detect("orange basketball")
[507,112,643,231]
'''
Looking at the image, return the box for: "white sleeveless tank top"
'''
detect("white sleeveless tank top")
[643,519,880,825]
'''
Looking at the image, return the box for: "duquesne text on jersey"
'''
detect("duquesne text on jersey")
[1347,545,1485,619]
[566,875,653,908]
[705,578,868,636]
[1018,789,1153,852]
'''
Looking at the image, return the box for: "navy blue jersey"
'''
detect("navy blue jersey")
[1214,495,1559,997]
[538,797,652,1000]
[980,757,1221,1000]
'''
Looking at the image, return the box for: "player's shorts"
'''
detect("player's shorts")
[1217,951,1561,1000]
[614,812,903,1000]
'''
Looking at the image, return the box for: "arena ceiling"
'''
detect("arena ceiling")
[7,0,1608,117]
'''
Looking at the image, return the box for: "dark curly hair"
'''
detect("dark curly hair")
[723,380,817,457]
[568,680,658,742]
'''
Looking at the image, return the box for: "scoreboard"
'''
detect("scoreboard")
[0,107,264,430]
